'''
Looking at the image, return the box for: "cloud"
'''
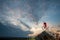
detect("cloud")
[0,5,31,31]
[0,0,60,37]
[28,22,44,37]
[0,5,45,37]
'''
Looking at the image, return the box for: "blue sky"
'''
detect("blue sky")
[0,0,60,37]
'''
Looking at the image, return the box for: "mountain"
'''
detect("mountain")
[35,31,55,40]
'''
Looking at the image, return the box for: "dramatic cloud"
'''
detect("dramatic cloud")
[0,0,60,37]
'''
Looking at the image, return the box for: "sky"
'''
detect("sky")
[0,0,60,37]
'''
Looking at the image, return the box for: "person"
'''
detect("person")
[43,22,47,29]
[43,22,48,30]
